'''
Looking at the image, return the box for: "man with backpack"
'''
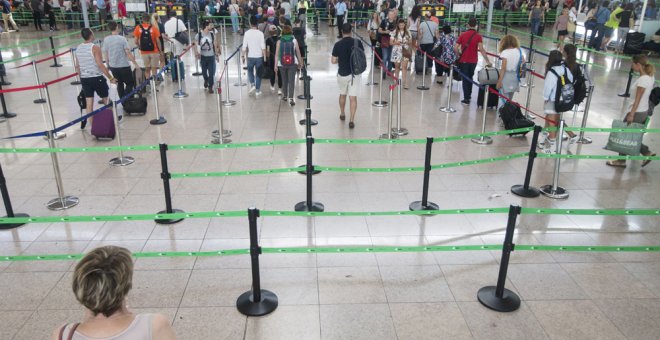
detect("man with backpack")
[331,23,366,129]
[134,13,164,82]
[194,20,221,94]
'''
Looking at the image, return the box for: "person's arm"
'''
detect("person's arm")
[151,313,176,340]
[626,86,646,123]
[92,45,115,81]
[124,40,137,65]
[274,40,280,72]
[543,70,555,101]
[215,33,221,60]
[496,57,507,89]
[331,55,338,64]
[295,42,303,69]
[261,36,266,62]
[478,42,491,66]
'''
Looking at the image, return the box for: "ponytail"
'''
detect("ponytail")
[642,63,656,76]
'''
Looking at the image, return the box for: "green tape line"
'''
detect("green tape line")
[317,166,425,173]
[259,208,511,217]
[168,139,306,150]
[431,152,529,170]
[564,127,660,133]
[433,127,535,142]
[0,211,247,224]
[537,154,660,161]
[315,138,425,145]
[171,167,302,178]
[0,145,158,154]
[520,208,660,216]
[3,244,658,262]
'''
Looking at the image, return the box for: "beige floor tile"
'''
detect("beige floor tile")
[442,264,518,302]
[507,263,588,300]
[379,265,454,303]
[320,304,397,340]
[458,301,548,339]
[180,268,251,307]
[0,310,33,339]
[245,305,321,340]
[592,298,660,340]
[173,307,246,340]
[389,302,472,340]
[129,270,191,308]
[562,262,655,299]
[527,300,626,340]
[317,266,387,304]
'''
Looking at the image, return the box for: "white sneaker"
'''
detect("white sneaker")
[248,85,256,94]
[255,90,262,96]
[277,89,282,96]
[270,86,275,91]
[569,135,579,144]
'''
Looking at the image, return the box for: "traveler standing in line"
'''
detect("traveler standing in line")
[495,34,524,109]
[134,13,164,83]
[331,23,363,129]
[436,25,457,85]
[605,55,656,168]
[335,0,347,38]
[103,21,137,105]
[51,246,176,340]
[274,25,304,105]
[164,10,188,58]
[407,5,421,49]
[541,50,572,153]
[96,0,107,26]
[528,0,544,36]
[194,20,221,94]
[75,28,117,129]
[600,2,622,51]
[587,1,610,51]
[454,17,491,105]
[1,0,19,32]
[554,7,569,50]
[281,0,292,20]
[297,0,309,27]
[615,3,636,53]
[390,18,411,89]
[229,0,240,33]
[63,0,73,29]
[378,9,397,74]
[242,15,267,95]
[31,0,43,31]
[418,14,438,73]
[44,0,57,31]
[266,25,283,95]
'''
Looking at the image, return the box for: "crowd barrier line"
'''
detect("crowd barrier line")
[1,32,110,66]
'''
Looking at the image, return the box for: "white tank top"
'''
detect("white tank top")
[75,42,103,79]
[60,313,153,340]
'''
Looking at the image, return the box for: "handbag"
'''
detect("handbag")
[567,20,576,33]
[174,20,189,45]
[478,67,500,85]
[604,120,645,155]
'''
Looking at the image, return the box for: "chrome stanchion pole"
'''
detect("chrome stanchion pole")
[45,129,79,210]
[192,27,202,76]
[173,53,189,98]
[366,47,378,86]
[108,100,134,166]
[372,66,388,107]
[540,119,569,199]
[43,84,66,139]
[222,60,237,106]
[471,85,493,145]
[149,78,167,124]
[212,85,232,143]
[379,85,396,139]
[32,61,47,104]
[70,48,82,85]
[577,84,594,144]
[417,52,429,90]
[392,79,408,136]
[439,66,457,112]
[523,62,536,120]
[234,49,247,86]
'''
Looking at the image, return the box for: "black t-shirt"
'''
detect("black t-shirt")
[615,10,636,28]
[332,36,364,77]
[266,36,279,67]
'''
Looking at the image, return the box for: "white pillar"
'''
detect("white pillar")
[81,0,90,28]
[639,0,649,31]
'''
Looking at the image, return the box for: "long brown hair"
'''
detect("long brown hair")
[563,44,578,74]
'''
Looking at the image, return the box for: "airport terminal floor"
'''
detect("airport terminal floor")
[0,20,659,339]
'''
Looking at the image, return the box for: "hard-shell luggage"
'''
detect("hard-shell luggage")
[123,70,148,116]
[623,32,645,55]
[91,107,116,141]
[477,84,499,109]
[415,53,424,74]
[171,59,185,81]
[499,101,535,136]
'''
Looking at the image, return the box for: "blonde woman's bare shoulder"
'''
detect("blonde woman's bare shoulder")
[152,313,177,340]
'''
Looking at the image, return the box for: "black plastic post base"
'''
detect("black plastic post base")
[192,72,202,76]
[511,185,541,198]
[298,119,318,126]
[297,164,321,175]
[618,93,630,98]
[33,98,46,104]
[297,94,313,100]
[417,85,430,90]
[236,289,278,316]
[409,201,439,212]
[477,286,521,312]
[1,112,17,119]
[50,63,63,68]
[150,117,167,125]
[70,80,81,85]
[0,213,30,230]
[294,201,324,212]
[1,80,10,86]
[155,208,185,224]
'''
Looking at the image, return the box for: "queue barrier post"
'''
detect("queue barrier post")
[155,143,185,224]
[297,66,313,100]
[43,84,66,139]
[212,85,232,144]
[0,162,30,230]
[45,130,79,211]
[70,48,82,85]
[314,10,321,36]
[294,136,324,212]
[149,78,167,125]
[190,20,203,77]
[372,62,388,107]
[0,52,10,86]
[439,66,457,113]
[0,81,15,120]
[297,108,321,175]
[236,207,279,316]
[409,137,439,211]
[32,61,47,104]
[392,78,408,136]
[234,49,246,87]
[48,37,63,67]
[523,54,536,120]
[222,60,237,106]
[528,32,535,61]
[540,119,569,199]
[366,46,379,86]
[577,84,595,144]
[173,53,189,98]
[417,52,429,91]
[108,100,135,166]
[477,204,521,312]
[471,85,493,145]
[511,125,542,198]
[618,68,633,98]
[379,84,397,139]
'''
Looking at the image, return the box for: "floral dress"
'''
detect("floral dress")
[390,30,410,63]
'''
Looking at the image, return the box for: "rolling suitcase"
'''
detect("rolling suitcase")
[91,108,116,141]
[171,59,185,81]
[477,84,499,109]
[415,53,424,74]
[123,70,148,116]
[623,32,645,55]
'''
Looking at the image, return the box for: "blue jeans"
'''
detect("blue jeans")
[200,56,216,88]
[381,46,393,73]
[531,18,541,36]
[247,57,263,90]
[231,13,239,33]
[458,62,477,101]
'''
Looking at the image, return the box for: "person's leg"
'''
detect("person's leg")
[339,94,347,115]
[254,58,263,91]
[200,56,210,86]
[588,25,598,48]
[33,11,39,30]
[2,14,8,30]
[401,58,409,87]
[349,95,357,121]
[280,67,288,98]
[247,57,256,88]
[110,68,124,99]
[545,113,559,139]
[287,66,296,99]
[208,58,216,89]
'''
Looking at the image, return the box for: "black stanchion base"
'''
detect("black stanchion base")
[297,95,313,100]
[33,98,47,104]
[50,63,63,68]
[1,112,17,119]
[192,72,203,76]
[150,117,167,125]
[477,286,521,312]
[155,208,185,225]
[618,93,630,98]
[294,201,324,212]
[511,185,541,198]
[70,80,81,85]
[236,289,278,316]
[1,81,10,86]
[409,201,439,212]
[417,85,430,91]
[0,213,30,230]
[297,164,321,175]
[298,119,318,126]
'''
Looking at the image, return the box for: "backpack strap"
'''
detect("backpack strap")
[58,323,80,340]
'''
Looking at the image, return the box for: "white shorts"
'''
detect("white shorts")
[544,100,557,114]
[337,74,360,97]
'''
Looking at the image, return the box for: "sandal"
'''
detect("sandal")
[642,153,656,167]
[349,121,355,129]
[606,160,627,168]
[340,114,346,121]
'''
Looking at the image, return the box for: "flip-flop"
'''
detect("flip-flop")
[642,153,656,167]
[606,160,627,168]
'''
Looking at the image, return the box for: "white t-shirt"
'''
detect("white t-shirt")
[627,75,655,113]
[281,2,292,16]
[164,18,187,54]
[500,48,524,71]
[242,28,266,58]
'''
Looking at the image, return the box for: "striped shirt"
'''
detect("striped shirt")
[75,42,103,79]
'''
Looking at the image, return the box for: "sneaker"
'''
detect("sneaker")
[208,88,214,94]
[117,115,123,122]
[461,100,470,105]
[248,85,256,94]
[80,119,87,129]
[255,90,262,96]
[204,81,208,88]
[496,116,504,128]
[282,97,288,102]
[270,86,275,91]
[289,98,295,105]
[277,89,282,96]
[568,135,579,144]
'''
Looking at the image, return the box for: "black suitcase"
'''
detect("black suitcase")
[477,84,499,109]
[499,102,534,136]
[123,95,147,116]
[415,53,424,74]
[623,32,645,55]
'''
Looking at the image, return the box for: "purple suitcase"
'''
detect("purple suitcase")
[91,108,116,141]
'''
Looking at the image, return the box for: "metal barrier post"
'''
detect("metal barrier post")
[149,78,167,124]
[417,52,429,90]
[108,100,134,166]
[173,54,189,98]
[392,79,408,136]
[0,162,29,230]
[0,81,15,120]
[70,48,82,85]
[471,85,493,144]
[523,57,536,120]
[294,136,325,212]
[298,76,318,126]
[43,84,66,139]
[32,61,47,104]
[222,60,236,106]
[234,49,246,86]
[409,137,439,211]
[212,86,232,144]
[366,47,378,86]
[577,84,594,144]
[372,68,388,107]
[511,125,542,197]
[155,143,185,224]
[439,66,456,112]
[528,33,535,61]
[45,130,79,210]
[236,207,279,316]
[540,119,569,199]
[48,37,63,67]
[192,27,202,77]
[379,86,397,139]
[477,204,521,312]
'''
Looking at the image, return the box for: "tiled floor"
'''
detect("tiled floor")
[0,22,659,339]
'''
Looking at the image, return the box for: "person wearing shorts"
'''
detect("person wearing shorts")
[134,13,164,82]
[331,23,362,129]
[75,28,116,129]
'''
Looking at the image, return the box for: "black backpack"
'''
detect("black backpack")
[499,101,535,136]
[139,25,155,51]
[549,66,575,112]
[649,86,660,116]
[572,64,588,105]
[350,38,367,76]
